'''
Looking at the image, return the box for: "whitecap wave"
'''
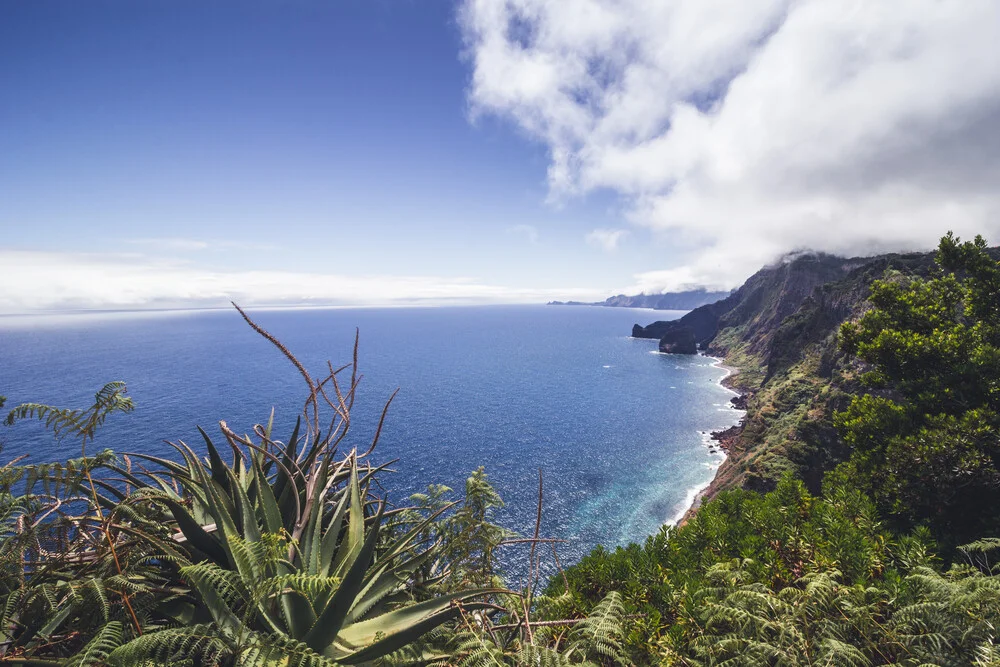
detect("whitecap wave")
[665,456,724,528]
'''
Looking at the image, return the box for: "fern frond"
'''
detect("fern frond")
[108,623,232,666]
[239,632,340,667]
[454,631,509,667]
[65,620,125,667]
[4,381,134,441]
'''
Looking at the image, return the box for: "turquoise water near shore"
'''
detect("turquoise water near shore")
[0,305,741,565]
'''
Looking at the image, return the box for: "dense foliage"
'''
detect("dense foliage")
[556,234,1000,664]
[837,233,1000,546]
[553,475,1000,664]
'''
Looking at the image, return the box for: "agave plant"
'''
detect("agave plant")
[1,305,501,665]
[106,432,497,664]
[95,306,497,664]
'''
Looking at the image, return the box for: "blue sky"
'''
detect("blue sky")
[0,0,671,310]
[2,0,999,311]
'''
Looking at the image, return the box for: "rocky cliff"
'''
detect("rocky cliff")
[632,253,860,354]
[636,250,948,506]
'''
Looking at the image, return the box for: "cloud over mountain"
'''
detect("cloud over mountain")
[460,0,1000,290]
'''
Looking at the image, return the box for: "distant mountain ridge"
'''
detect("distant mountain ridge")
[549,288,730,311]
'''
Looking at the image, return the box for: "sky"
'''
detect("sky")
[2,0,1000,312]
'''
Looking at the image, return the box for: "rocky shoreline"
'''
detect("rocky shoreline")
[676,364,750,526]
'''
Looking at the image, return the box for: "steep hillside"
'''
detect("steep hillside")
[633,253,859,363]
[634,251,944,501]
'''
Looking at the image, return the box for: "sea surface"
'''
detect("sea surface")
[0,305,740,568]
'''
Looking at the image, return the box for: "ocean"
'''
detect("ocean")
[0,305,741,566]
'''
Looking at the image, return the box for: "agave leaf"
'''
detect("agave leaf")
[143,471,185,499]
[251,454,282,535]
[101,464,153,494]
[300,462,330,575]
[298,433,329,476]
[346,546,439,624]
[29,597,76,646]
[272,417,302,502]
[318,490,351,578]
[126,451,192,478]
[174,441,240,561]
[156,597,206,626]
[377,501,457,566]
[332,462,366,578]
[336,503,456,619]
[336,594,500,664]
[303,501,385,653]
[86,477,127,501]
[175,474,214,525]
[225,466,261,544]
[159,496,228,565]
[198,426,230,494]
[181,565,243,637]
[280,588,318,642]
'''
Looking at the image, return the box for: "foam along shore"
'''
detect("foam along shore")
[666,353,747,528]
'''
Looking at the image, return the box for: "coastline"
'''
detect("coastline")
[668,353,747,527]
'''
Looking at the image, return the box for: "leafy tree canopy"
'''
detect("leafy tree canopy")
[836,233,1000,546]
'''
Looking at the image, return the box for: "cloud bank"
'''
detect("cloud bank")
[0,250,605,313]
[460,0,1000,290]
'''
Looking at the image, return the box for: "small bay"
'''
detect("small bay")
[0,305,740,564]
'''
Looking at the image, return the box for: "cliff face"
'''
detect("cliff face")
[658,327,697,354]
[637,250,944,504]
[633,253,858,356]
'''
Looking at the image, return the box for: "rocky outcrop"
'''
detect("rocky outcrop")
[633,321,676,339]
[658,327,697,354]
[631,294,736,345]
[632,253,860,358]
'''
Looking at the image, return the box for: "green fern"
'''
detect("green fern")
[4,381,134,442]
[449,592,626,666]
[65,620,125,667]
[107,623,232,666]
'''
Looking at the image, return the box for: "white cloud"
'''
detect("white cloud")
[507,224,540,243]
[585,228,629,251]
[460,0,1000,290]
[0,249,606,313]
[126,238,210,251]
[125,238,276,252]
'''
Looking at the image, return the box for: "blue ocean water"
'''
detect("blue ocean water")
[0,305,740,566]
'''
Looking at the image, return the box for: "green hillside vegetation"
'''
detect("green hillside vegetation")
[556,233,1000,664]
[3,233,1000,665]
[703,251,948,495]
